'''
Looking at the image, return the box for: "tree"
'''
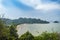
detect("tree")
[19,31,34,40]
[34,32,59,40]
[0,19,10,40]
[9,25,18,40]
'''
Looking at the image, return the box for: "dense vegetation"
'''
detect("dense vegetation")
[0,19,18,40]
[34,32,60,40]
[19,31,60,40]
[0,19,60,40]
[1,18,49,25]
[19,31,34,40]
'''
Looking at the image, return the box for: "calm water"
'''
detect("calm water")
[17,23,60,36]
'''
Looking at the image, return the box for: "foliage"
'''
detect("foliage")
[19,31,60,40]
[19,31,34,40]
[0,19,10,40]
[34,32,60,40]
[9,25,18,40]
[0,19,18,40]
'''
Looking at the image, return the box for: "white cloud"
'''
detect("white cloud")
[19,0,60,10]
[35,4,60,10]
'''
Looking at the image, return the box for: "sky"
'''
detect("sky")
[0,0,60,21]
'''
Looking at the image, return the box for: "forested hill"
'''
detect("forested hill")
[12,18,49,25]
[0,18,49,25]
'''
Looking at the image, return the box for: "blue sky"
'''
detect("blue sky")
[0,0,60,21]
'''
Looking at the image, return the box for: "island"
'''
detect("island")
[53,21,59,23]
[0,18,50,25]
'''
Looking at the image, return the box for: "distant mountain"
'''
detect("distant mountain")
[0,18,50,25]
[0,18,12,25]
[12,18,49,25]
